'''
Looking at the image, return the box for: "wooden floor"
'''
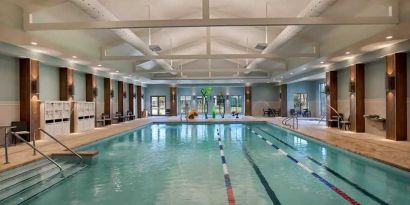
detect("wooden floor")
[1,116,409,173]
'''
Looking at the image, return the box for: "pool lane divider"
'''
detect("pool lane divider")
[243,146,282,205]
[252,126,389,205]
[247,127,361,205]
[216,129,236,205]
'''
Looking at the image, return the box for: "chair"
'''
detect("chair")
[290,109,296,117]
[126,111,135,120]
[263,107,271,117]
[10,121,30,143]
[340,116,351,130]
[97,113,112,126]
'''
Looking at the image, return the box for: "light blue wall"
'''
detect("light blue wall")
[337,68,349,100]
[144,84,170,109]
[0,54,18,101]
[287,79,324,116]
[252,84,280,116]
[365,59,386,99]
[112,80,118,103]
[39,63,59,101]
[73,71,86,101]
[96,76,104,103]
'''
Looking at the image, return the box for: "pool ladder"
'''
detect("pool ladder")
[3,128,83,174]
[282,115,298,129]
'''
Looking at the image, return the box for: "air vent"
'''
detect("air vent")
[149,45,162,52]
[255,43,268,50]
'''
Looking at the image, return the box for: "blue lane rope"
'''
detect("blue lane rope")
[247,127,360,205]
[252,126,388,205]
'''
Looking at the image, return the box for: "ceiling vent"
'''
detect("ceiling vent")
[149,45,162,52]
[255,43,268,50]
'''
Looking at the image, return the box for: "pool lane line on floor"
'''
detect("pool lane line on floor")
[251,126,389,205]
[246,127,361,205]
[216,129,236,205]
[242,146,282,205]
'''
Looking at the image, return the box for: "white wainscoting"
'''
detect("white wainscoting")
[0,101,19,146]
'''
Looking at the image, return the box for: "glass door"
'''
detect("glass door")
[151,96,166,116]
[158,96,166,116]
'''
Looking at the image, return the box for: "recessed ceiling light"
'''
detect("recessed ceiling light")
[345,51,351,55]
[72,56,77,59]
[97,64,102,67]
[30,42,38,46]
[386,36,393,39]
[290,72,294,75]
[115,70,119,73]
[320,61,325,64]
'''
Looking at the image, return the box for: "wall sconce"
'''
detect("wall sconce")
[68,84,75,96]
[110,90,114,98]
[93,87,98,97]
[123,92,127,98]
[31,78,39,95]
[385,75,395,92]
[349,81,355,93]
[325,85,330,95]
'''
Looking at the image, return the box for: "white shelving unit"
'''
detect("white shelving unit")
[40,101,71,139]
[73,102,95,133]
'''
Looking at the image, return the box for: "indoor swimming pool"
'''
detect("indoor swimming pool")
[21,123,410,205]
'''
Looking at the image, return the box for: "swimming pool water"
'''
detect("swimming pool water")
[24,123,410,205]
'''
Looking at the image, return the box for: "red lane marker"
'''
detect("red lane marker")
[226,187,236,205]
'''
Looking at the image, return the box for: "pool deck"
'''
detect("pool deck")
[1,116,409,173]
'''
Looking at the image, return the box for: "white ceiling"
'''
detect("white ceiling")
[1,0,410,85]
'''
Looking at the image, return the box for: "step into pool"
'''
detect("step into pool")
[14,123,410,205]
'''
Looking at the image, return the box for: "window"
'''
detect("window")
[230,95,243,113]
[180,96,192,113]
[293,93,308,114]
[319,83,326,115]
[212,95,226,114]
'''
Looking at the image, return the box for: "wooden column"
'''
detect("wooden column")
[19,58,40,140]
[326,71,338,127]
[129,84,135,114]
[245,86,252,116]
[279,84,287,117]
[350,64,365,132]
[85,74,96,102]
[59,67,75,132]
[170,87,177,116]
[118,81,124,115]
[385,53,407,141]
[137,85,142,118]
[104,78,112,116]
[59,67,74,101]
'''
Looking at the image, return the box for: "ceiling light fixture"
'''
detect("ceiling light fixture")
[345,51,351,55]
[320,61,325,64]
[385,35,393,40]
[97,64,102,67]
[72,55,77,59]
[290,72,294,75]
[115,70,119,73]
[30,42,38,46]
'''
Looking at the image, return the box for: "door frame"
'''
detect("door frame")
[150,96,166,116]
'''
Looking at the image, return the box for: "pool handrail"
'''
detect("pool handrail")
[39,128,83,161]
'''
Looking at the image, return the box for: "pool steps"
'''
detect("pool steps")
[0,158,87,205]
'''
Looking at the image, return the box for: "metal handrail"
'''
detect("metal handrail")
[282,115,298,129]
[39,128,83,161]
[10,132,63,172]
